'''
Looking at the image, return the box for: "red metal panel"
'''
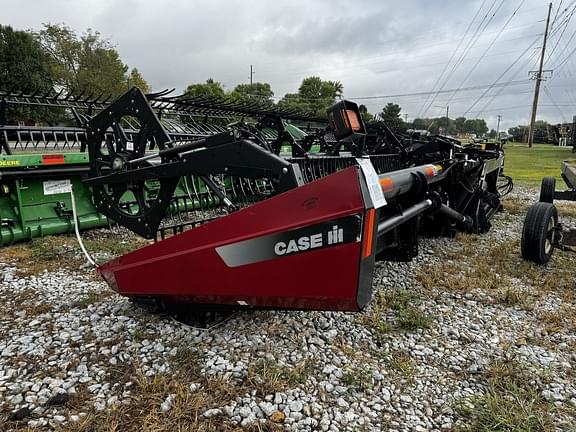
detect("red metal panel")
[98,167,370,311]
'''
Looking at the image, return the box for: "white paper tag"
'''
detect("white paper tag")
[126,141,134,151]
[356,158,386,208]
[43,179,72,195]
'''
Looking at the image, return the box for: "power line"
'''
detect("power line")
[540,103,576,106]
[259,77,547,105]
[439,2,573,119]
[474,43,541,116]
[416,0,489,118]
[251,38,541,83]
[437,0,506,89]
[254,22,542,77]
[464,104,531,114]
[543,84,568,122]
[550,0,565,29]
[463,34,542,116]
[549,25,576,70]
[268,79,529,102]
[208,22,546,86]
[434,87,534,104]
[473,3,576,117]
[549,7,576,73]
[443,0,526,108]
[552,43,576,72]
[420,0,502,117]
[546,2,576,63]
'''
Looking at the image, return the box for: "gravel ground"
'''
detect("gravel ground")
[1,186,575,431]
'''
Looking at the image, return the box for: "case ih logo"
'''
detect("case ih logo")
[216,216,360,267]
[274,225,344,256]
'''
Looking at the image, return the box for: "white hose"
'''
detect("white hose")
[69,185,96,267]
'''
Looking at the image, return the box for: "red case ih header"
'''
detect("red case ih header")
[99,167,373,311]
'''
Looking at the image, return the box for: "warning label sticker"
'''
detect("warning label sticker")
[356,158,386,209]
[43,179,72,195]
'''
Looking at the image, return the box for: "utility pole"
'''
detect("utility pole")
[496,114,501,137]
[434,105,450,135]
[404,114,408,123]
[249,64,254,87]
[527,2,553,148]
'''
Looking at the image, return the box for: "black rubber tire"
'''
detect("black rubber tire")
[539,176,556,203]
[521,202,558,264]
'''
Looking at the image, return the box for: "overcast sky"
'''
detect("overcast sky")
[2,0,576,130]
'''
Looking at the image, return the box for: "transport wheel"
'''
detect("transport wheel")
[539,176,556,203]
[521,202,558,264]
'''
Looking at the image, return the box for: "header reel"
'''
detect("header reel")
[84,88,307,238]
[87,88,180,238]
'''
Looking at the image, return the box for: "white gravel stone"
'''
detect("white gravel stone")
[288,400,303,412]
[1,189,575,431]
[160,394,176,413]
[203,408,222,418]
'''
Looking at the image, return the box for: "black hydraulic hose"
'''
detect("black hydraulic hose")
[439,204,473,231]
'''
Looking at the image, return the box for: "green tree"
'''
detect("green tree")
[359,104,372,123]
[230,82,274,104]
[534,120,553,143]
[328,80,344,98]
[464,119,488,136]
[380,103,406,133]
[75,43,127,96]
[298,77,342,103]
[0,25,54,123]
[127,68,150,93]
[411,118,428,131]
[0,25,53,92]
[508,121,552,144]
[37,23,148,97]
[411,116,488,136]
[185,78,226,98]
[454,117,467,135]
[278,76,344,117]
[36,24,78,89]
[508,125,528,142]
